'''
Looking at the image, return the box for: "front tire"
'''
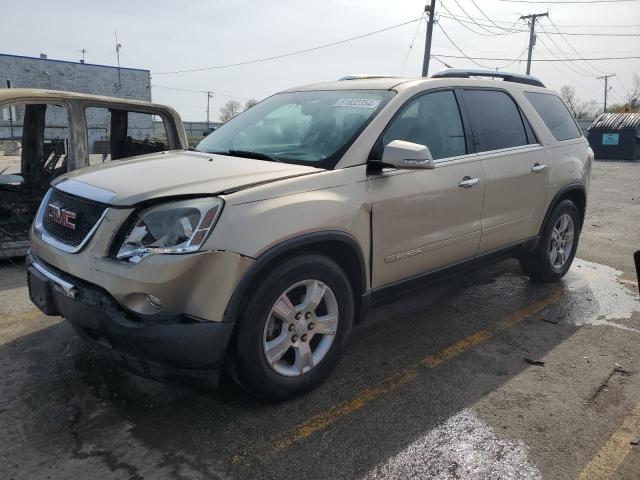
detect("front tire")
[520,199,580,282]
[233,254,353,401]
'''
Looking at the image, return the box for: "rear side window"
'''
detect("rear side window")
[85,107,169,164]
[463,90,529,152]
[524,92,581,141]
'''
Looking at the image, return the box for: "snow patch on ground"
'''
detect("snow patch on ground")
[362,409,541,480]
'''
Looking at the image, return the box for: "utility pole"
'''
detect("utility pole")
[421,0,436,77]
[206,91,213,130]
[6,80,14,139]
[520,12,548,75]
[597,74,615,113]
[114,31,122,90]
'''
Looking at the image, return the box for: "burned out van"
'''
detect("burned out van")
[0,89,187,258]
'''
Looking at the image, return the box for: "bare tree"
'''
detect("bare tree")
[625,73,640,109]
[607,74,640,113]
[244,99,259,110]
[219,99,243,122]
[560,85,599,119]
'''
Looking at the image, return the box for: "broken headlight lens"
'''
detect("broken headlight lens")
[116,198,223,263]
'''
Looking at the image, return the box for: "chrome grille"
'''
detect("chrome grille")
[41,189,107,248]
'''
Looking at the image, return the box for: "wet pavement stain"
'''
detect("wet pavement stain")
[563,259,640,332]
[2,256,640,480]
[362,409,541,480]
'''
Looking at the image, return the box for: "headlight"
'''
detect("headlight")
[116,198,223,263]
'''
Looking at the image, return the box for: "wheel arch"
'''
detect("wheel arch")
[222,231,367,325]
[540,183,586,235]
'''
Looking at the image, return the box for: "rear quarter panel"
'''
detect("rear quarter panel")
[511,87,591,232]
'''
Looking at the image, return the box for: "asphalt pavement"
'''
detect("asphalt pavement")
[1,160,639,480]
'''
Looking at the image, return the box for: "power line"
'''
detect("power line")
[615,76,631,99]
[498,45,531,68]
[436,21,527,70]
[152,17,422,75]
[400,14,425,74]
[534,39,604,95]
[452,0,506,35]
[151,84,249,100]
[438,2,523,36]
[543,16,611,75]
[546,23,640,28]
[500,0,639,3]
[538,50,602,95]
[432,55,455,68]
[470,0,524,32]
[433,9,639,28]
[536,24,597,78]
[432,53,640,61]
[438,13,528,33]
[436,13,640,35]
[435,21,496,68]
[542,31,640,36]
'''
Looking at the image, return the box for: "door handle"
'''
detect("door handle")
[458,176,480,188]
[531,163,547,173]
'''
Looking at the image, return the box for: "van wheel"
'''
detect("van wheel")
[519,199,580,282]
[233,254,353,401]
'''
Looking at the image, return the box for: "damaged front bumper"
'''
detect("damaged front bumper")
[26,252,235,388]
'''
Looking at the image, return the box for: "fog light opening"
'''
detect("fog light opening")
[145,294,162,309]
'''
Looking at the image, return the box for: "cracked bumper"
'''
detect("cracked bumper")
[27,253,235,388]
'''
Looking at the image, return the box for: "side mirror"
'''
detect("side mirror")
[381,140,435,169]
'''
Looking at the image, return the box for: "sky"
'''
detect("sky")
[2,0,639,121]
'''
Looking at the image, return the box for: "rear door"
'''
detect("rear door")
[369,89,485,288]
[461,89,548,253]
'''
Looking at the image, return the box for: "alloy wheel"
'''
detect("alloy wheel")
[262,279,339,377]
[549,213,574,270]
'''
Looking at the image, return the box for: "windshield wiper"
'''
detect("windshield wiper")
[221,149,280,162]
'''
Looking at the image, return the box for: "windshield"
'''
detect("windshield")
[196,89,394,169]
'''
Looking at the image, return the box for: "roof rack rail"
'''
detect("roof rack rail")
[431,69,545,88]
[338,74,403,81]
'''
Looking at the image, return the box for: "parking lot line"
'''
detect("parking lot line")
[578,403,640,480]
[275,289,565,451]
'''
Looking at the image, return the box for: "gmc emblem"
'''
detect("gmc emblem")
[46,204,77,230]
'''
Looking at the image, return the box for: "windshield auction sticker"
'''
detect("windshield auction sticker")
[333,98,381,109]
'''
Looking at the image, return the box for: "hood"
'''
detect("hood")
[58,150,322,206]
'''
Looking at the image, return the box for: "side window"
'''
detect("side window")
[0,103,71,185]
[382,90,466,160]
[463,90,529,152]
[524,92,581,141]
[0,102,71,241]
[85,107,169,164]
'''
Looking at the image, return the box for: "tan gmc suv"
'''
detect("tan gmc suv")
[27,69,593,400]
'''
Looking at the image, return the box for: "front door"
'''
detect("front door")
[369,89,485,289]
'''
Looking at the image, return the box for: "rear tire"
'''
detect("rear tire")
[519,199,580,283]
[232,253,353,401]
